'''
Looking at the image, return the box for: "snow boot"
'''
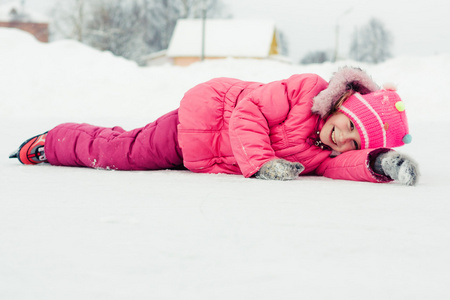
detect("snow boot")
[9,132,48,165]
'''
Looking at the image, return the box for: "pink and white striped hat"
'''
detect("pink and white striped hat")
[339,89,411,149]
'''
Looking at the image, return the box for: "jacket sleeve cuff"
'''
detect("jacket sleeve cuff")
[367,148,394,182]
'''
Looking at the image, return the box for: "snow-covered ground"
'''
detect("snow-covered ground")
[1,28,450,299]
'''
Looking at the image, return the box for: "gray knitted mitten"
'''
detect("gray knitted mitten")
[373,151,419,186]
[255,159,304,181]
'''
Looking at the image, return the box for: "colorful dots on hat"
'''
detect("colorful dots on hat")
[395,101,405,112]
[402,134,412,144]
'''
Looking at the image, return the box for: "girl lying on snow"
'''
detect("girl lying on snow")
[10,67,419,185]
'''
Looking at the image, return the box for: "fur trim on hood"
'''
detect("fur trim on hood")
[312,67,380,118]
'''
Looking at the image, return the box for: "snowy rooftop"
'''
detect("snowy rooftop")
[167,19,277,58]
[0,1,49,23]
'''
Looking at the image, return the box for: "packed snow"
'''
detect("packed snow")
[1,28,450,299]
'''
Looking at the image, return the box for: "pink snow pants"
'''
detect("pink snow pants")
[45,110,184,170]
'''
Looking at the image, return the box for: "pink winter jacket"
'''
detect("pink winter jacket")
[177,74,391,183]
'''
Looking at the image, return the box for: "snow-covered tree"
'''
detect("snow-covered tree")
[349,18,393,64]
[52,0,231,65]
[82,1,146,62]
[51,0,87,42]
[276,30,289,56]
[300,50,331,64]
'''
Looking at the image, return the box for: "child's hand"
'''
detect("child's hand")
[255,159,304,181]
[373,151,419,186]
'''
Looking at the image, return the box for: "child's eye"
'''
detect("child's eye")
[350,121,355,130]
[353,140,359,150]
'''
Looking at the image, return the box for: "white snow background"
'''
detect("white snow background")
[1,28,450,299]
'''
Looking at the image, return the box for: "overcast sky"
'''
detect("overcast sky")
[4,0,450,63]
[227,0,450,62]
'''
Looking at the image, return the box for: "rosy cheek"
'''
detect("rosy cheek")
[342,143,352,152]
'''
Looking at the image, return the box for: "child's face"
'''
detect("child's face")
[320,112,361,152]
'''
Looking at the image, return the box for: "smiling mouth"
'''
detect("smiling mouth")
[331,127,337,145]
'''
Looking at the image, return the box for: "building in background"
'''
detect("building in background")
[0,1,49,43]
[165,19,286,66]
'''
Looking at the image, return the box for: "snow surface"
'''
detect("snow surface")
[1,28,450,299]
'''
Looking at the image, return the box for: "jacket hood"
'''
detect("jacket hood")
[312,67,380,118]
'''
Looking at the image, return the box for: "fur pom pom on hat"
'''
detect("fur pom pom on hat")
[312,67,380,118]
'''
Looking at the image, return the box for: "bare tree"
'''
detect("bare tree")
[83,0,148,62]
[178,0,231,18]
[277,30,289,56]
[51,0,231,65]
[51,0,87,42]
[300,50,331,64]
[349,18,393,64]
[146,0,181,51]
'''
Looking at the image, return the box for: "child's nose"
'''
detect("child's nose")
[341,131,353,144]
